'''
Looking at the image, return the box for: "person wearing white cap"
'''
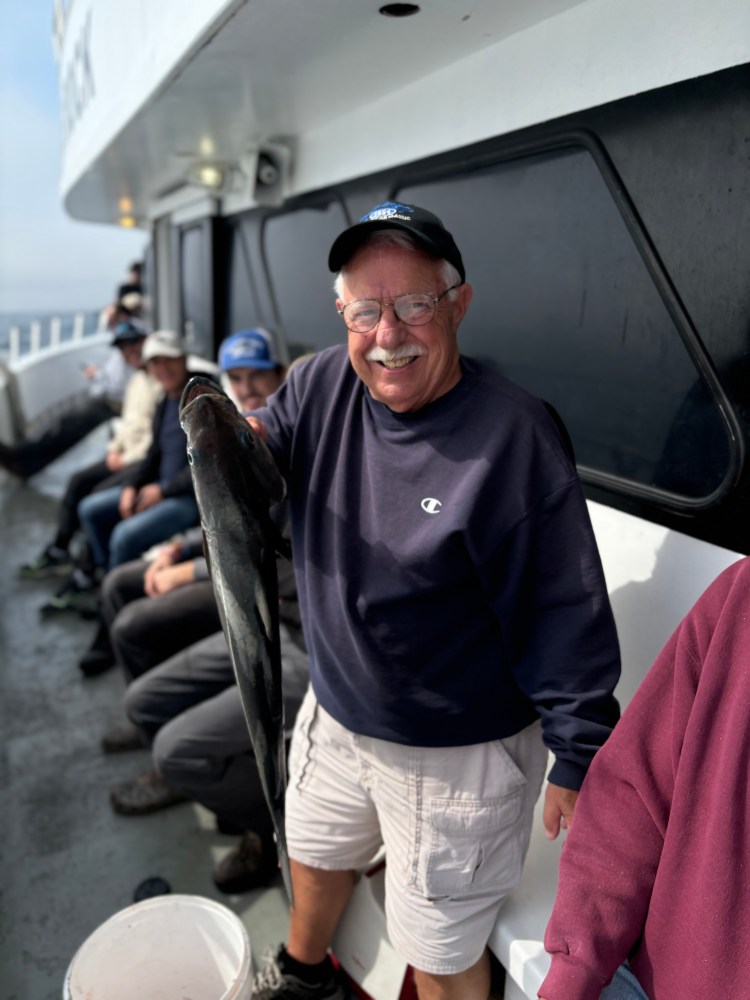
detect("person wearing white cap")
[74,328,288,672]
[60,332,215,598]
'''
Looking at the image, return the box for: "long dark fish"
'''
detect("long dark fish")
[179,375,294,905]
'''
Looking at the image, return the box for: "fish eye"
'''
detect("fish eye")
[187,448,195,466]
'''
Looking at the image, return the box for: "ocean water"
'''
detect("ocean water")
[0,309,101,358]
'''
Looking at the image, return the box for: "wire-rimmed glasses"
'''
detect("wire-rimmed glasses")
[338,284,462,334]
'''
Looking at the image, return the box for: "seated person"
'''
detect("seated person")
[80,527,221,680]
[77,328,288,674]
[53,331,213,607]
[108,544,308,894]
[540,556,750,1000]
[116,261,144,302]
[20,323,162,581]
[217,326,287,413]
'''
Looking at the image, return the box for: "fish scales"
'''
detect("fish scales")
[179,375,294,905]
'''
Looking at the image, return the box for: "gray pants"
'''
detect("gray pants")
[102,558,221,682]
[124,626,310,832]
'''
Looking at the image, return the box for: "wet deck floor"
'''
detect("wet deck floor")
[0,428,289,999]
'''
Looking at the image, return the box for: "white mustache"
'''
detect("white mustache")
[365,345,427,363]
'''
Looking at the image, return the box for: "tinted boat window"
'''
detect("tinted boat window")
[263,201,349,354]
[226,220,261,335]
[399,149,731,499]
[180,222,211,356]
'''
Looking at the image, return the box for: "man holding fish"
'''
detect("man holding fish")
[228,203,620,1000]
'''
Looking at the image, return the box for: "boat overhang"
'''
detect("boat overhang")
[57,0,750,227]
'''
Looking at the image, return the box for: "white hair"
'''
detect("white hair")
[333,230,461,299]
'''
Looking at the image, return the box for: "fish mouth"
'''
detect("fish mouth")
[180,376,225,416]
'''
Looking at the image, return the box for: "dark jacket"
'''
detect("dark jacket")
[123,370,216,497]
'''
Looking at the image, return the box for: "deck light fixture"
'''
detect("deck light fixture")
[188,162,226,190]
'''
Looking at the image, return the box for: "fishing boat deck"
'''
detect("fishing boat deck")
[0,426,289,999]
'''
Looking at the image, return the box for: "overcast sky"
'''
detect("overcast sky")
[0,2,146,314]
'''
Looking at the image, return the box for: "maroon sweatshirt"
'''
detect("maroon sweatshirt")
[541,555,750,999]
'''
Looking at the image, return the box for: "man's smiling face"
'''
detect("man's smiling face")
[338,243,472,413]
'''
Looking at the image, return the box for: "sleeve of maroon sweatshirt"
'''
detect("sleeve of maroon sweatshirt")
[538,626,690,1000]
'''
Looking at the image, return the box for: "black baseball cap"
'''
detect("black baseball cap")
[328,201,465,283]
[112,319,147,347]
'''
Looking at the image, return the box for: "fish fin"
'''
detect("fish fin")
[268,517,292,560]
[274,529,292,561]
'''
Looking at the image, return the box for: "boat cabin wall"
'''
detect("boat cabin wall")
[154,64,750,556]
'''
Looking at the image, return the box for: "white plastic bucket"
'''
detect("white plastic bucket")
[62,894,252,1000]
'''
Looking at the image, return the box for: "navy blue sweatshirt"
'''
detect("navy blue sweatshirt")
[125,369,216,497]
[255,346,620,789]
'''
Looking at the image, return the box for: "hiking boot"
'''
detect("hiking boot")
[110,771,187,816]
[19,545,74,579]
[40,569,99,618]
[213,831,278,894]
[79,620,116,676]
[79,648,115,676]
[216,816,245,836]
[101,721,147,754]
[251,945,349,1000]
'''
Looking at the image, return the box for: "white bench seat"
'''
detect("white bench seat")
[489,500,741,999]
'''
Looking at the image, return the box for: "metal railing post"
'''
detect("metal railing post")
[73,312,85,340]
[9,326,20,363]
[50,316,62,349]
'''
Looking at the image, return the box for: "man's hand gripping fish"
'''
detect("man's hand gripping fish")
[180,375,294,905]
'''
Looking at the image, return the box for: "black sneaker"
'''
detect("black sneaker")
[19,545,74,580]
[40,569,99,618]
[251,946,349,1000]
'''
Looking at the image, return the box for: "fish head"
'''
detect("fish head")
[180,375,287,509]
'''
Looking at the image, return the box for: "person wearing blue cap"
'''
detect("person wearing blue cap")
[75,328,287,676]
[218,328,286,412]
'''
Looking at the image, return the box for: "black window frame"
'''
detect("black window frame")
[392,127,744,513]
[259,192,352,355]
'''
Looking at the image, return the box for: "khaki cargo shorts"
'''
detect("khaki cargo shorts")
[286,688,548,975]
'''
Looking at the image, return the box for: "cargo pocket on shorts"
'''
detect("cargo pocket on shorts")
[423,741,527,899]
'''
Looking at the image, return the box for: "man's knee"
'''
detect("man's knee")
[412,950,491,1000]
[152,723,188,785]
[101,561,142,623]
[109,521,138,568]
[110,601,142,656]
[124,685,169,745]
[152,715,218,801]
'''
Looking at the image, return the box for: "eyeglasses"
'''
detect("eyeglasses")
[338,284,462,334]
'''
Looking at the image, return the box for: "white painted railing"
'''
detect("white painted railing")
[0,311,109,445]
[5,310,100,365]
